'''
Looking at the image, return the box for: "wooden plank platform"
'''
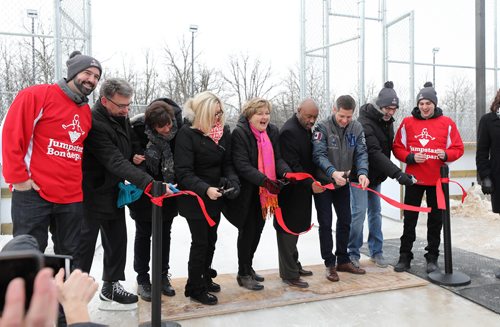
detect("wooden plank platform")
[138,259,428,323]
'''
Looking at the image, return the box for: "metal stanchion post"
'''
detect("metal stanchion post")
[428,165,470,286]
[140,181,180,327]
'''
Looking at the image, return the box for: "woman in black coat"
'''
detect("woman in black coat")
[477,89,500,279]
[476,89,500,214]
[128,98,182,301]
[224,98,290,291]
[174,91,239,305]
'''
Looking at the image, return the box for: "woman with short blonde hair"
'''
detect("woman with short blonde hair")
[224,97,290,291]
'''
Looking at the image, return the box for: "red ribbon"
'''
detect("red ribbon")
[349,183,431,213]
[285,172,431,213]
[436,177,468,210]
[144,184,216,227]
[274,207,313,236]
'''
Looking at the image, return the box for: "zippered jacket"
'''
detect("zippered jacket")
[1,84,91,203]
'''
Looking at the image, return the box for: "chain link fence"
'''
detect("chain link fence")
[303,0,499,143]
[0,0,90,122]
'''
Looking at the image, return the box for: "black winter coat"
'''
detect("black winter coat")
[476,111,500,213]
[82,100,153,220]
[223,115,290,228]
[174,123,238,220]
[275,115,314,233]
[358,103,400,186]
[127,98,183,221]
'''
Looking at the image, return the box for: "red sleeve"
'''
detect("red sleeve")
[392,118,410,163]
[444,119,464,162]
[1,88,43,183]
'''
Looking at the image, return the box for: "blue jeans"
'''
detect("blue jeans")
[348,183,383,259]
[313,185,351,267]
[11,189,82,261]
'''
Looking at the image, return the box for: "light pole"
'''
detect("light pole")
[189,25,198,97]
[432,47,440,86]
[27,9,38,85]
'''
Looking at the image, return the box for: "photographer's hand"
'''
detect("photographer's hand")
[0,268,58,327]
[55,269,98,325]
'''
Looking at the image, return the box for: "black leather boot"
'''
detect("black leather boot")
[394,254,411,272]
[426,258,439,273]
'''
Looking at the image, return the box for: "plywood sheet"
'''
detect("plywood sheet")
[138,259,428,323]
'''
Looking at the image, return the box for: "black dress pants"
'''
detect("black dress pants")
[77,213,128,281]
[399,184,443,260]
[237,199,266,275]
[185,214,220,296]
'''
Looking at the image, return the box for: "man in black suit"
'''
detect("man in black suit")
[277,99,324,288]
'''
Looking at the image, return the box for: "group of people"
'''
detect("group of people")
[0,50,499,324]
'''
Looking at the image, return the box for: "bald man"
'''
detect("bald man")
[276,99,324,288]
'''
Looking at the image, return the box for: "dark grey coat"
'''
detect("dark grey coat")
[82,100,153,220]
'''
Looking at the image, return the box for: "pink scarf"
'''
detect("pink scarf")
[249,123,278,219]
[208,120,224,144]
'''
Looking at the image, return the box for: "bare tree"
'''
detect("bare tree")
[223,53,275,110]
[440,75,475,142]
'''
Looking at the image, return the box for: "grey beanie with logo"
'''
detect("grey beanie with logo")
[416,82,438,106]
[66,50,102,81]
[375,81,399,108]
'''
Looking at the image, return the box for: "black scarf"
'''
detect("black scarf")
[144,123,177,183]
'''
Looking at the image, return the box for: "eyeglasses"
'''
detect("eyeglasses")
[383,107,398,112]
[106,97,131,109]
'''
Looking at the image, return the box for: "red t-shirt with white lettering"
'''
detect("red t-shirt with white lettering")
[0,84,91,203]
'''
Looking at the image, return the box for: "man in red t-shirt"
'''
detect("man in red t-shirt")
[0,51,102,263]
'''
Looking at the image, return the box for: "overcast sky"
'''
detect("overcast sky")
[90,0,496,94]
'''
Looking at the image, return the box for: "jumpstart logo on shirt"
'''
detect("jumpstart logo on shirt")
[45,114,85,161]
[410,128,438,160]
[46,138,83,161]
[62,114,85,143]
[414,128,435,147]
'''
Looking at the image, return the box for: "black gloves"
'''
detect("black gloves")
[481,177,494,195]
[262,178,281,194]
[394,171,416,186]
[218,177,241,199]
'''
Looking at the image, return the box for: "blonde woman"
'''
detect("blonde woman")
[174,91,239,305]
[224,98,290,290]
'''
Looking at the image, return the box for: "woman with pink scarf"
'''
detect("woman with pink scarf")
[224,98,291,290]
[175,91,240,305]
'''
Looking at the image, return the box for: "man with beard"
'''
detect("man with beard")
[277,99,324,288]
[0,51,101,263]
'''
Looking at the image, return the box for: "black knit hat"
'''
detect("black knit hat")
[416,82,438,106]
[1,235,40,252]
[66,50,102,81]
[376,81,399,108]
